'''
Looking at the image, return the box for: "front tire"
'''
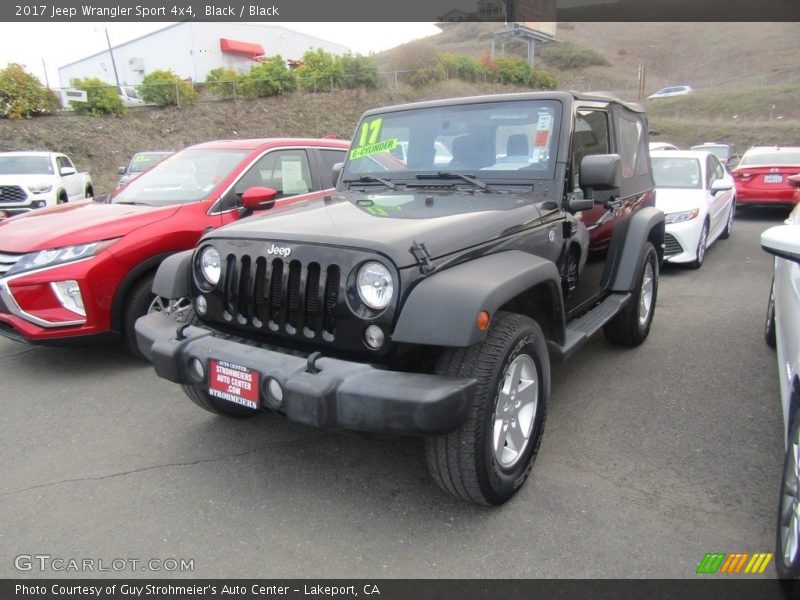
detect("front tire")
[182,382,260,418]
[720,198,735,239]
[122,274,156,358]
[689,220,709,269]
[766,279,777,348]
[604,241,658,347]
[425,312,550,506]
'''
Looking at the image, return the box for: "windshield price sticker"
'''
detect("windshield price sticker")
[358,118,383,147]
[350,139,398,160]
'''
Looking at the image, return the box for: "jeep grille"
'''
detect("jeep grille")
[221,255,340,341]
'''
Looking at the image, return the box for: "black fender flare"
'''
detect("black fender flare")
[152,250,193,300]
[602,206,665,292]
[392,251,564,347]
[110,252,180,333]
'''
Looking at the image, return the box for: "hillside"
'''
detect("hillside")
[379,22,800,96]
[1,22,799,195]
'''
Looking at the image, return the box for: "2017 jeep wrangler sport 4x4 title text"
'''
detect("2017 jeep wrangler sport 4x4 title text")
[136,92,664,505]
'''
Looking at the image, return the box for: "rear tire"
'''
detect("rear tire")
[425,312,550,506]
[604,242,658,347]
[85,185,94,199]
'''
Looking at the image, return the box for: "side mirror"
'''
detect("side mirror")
[332,162,343,186]
[60,166,77,176]
[118,166,127,174]
[762,225,800,263]
[239,186,278,218]
[579,154,621,202]
[710,178,733,193]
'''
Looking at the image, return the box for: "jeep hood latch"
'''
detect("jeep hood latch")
[410,240,436,274]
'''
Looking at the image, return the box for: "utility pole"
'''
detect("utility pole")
[105,28,121,90]
[41,58,50,88]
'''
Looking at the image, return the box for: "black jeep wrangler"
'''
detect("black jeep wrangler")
[136,92,664,505]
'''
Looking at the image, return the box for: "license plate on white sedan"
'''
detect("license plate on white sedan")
[764,175,784,183]
[208,359,260,409]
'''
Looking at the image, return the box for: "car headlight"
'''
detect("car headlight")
[27,184,53,194]
[6,239,119,277]
[199,246,221,286]
[664,209,699,224]
[357,261,393,310]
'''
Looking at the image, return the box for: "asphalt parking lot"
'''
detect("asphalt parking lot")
[0,209,789,579]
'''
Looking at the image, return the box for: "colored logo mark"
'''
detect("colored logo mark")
[696,552,773,574]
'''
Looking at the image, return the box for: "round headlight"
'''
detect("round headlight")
[357,262,393,310]
[199,246,221,286]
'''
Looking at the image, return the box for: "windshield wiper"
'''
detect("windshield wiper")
[415,172,493,192]
[342,175,396,190]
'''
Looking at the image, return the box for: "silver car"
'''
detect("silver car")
[762,184,800,584]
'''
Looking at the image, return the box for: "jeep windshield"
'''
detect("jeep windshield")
[112,149,249,206]
[341,100,562,186]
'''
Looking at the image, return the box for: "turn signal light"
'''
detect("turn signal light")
[477,311,490,331]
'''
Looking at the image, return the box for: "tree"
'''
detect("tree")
[0,63,59,119]
[205,67,246,100]
[69,77,125,115]
[340,54,380,89]
[138,70,196,107]
[245,56,296,97]
[296,48,344,91]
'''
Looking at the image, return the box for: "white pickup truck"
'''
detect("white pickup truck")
[0,151,93,218]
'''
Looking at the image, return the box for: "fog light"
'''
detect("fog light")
[195,295,207,315]
[262,378,284,408]
[50,280,85,316]
[364,324,384,350]
[189,358,205,382]
[34,201,47,208]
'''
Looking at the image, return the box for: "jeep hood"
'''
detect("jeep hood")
[0,200,180,252]
[206,190,544,268]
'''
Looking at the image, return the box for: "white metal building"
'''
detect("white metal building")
[57,23,350,87]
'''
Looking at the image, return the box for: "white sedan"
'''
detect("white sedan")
[762,198,800,584]
[651,150,737,268]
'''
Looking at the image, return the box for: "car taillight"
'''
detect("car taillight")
[733,172,752,179]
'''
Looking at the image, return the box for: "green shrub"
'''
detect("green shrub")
[205,67,246,100]
[530,69,558,90]
[495,56,533,86]
[440,53,485,82]
[245,56,296,97]
[138,70,196,107]
[340,54,379,89]
[69,77,125,116]
[539,42,611,70]
[0,63,59,119]
[296,48,344,91]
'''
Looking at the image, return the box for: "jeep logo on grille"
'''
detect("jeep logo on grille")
[266,244,292,258]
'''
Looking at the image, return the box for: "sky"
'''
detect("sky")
[0,22,443,88]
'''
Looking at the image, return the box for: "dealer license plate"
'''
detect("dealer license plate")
[208,359,260,409]
[764,175,783,183]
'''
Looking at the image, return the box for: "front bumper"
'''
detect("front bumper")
[663,219,702,264]
[136,312,477,435]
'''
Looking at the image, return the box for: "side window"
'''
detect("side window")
[615,114,648,179]
[319,149,348,188]
[234,150,313,199]
[572,110,610,187]
[706,156,716,188]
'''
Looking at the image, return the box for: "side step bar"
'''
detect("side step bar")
[548,292,632,361]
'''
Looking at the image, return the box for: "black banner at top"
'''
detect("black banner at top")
[2,0,799,22]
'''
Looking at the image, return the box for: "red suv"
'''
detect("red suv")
[0,138,349,355]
